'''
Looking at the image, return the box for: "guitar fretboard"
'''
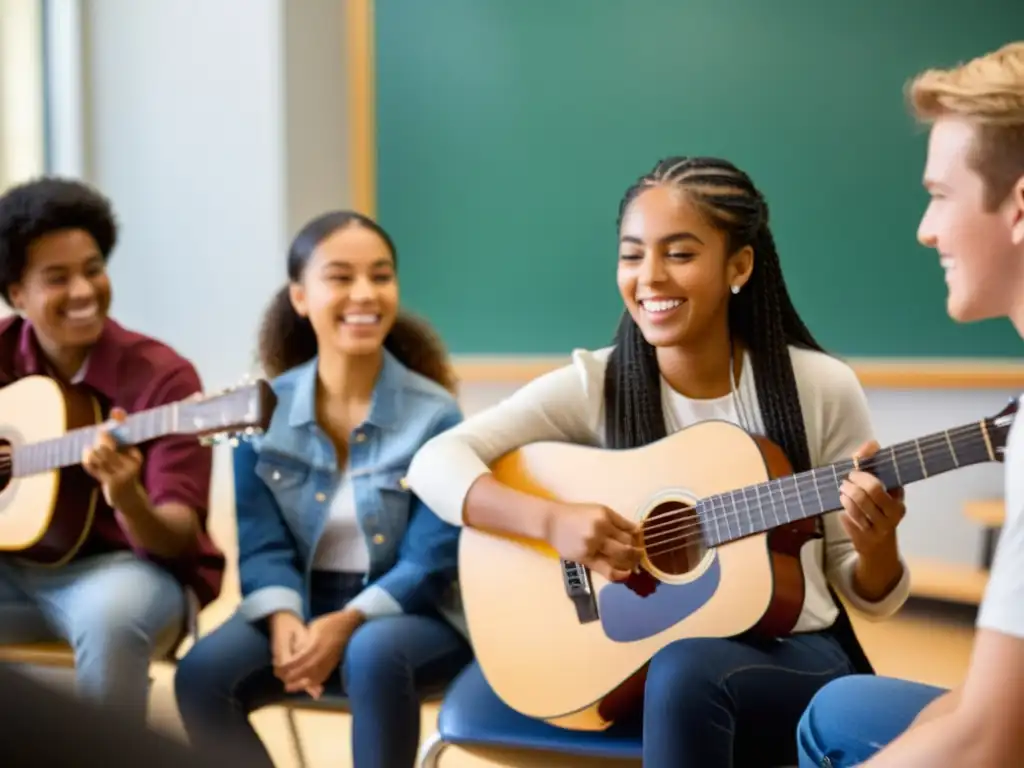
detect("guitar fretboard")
[698,419,1001,547]
[11,405,178,478]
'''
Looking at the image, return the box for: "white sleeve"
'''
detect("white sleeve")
[814,358,912,619]
[405,350,605,527]
[977,421,1024,637]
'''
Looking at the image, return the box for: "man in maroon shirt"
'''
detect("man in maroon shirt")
[0,177,224,722]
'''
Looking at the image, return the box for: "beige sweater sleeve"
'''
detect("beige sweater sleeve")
[405,349,610,526]
[804,352,912,619]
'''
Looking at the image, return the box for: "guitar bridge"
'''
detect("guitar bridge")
[561,560,599,624]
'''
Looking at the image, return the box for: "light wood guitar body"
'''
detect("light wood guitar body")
[458,403,1017,730]
[0,375,275,566]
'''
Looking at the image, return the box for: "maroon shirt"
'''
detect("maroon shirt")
[0,316,225,608]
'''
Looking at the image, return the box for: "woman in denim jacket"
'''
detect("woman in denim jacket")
[174,211,472,768]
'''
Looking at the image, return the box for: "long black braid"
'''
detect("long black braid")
[604,157,874,675]
[604,156,823,474]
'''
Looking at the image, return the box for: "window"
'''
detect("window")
[0,0,46,191]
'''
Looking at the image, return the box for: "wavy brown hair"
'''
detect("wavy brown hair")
[257,211,457,393]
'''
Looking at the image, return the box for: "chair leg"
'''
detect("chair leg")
[286,707,307,768]
[417,731,449,768]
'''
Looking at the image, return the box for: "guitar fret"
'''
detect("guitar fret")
[914,438,928,478]
[752,484,765,531]
[812,467,825,511]
[944,429,959,467]
[725,494,738,540]
[890,445,903,486]
[792,474,806,519]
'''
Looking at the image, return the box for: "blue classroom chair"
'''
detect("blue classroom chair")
[418,661,799,767]
[417,661,642,767]
[284,686,448,768]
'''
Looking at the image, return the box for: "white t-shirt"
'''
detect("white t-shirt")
[977,396,1024,637]
[312,473,371,573]
[407,345,911,632]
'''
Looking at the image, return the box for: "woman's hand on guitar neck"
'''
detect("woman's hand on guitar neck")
[544,502,642,582]
[838,439,908,556]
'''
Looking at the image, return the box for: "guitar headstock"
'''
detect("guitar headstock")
[986,396,1020,463]
[176,378,278,446]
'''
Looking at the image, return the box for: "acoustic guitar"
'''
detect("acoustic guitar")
[459,399,1017,731]
[0,374,276,566]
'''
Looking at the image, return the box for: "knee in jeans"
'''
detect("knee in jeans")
[645,638,724,710]
[71,602,157,656]
[342,620,410,692]
[175,640,230,702]
[799,675,871,743]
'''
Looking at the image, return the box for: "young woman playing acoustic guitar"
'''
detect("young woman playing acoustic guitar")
[174,211,472,768]
[406,156,911,767]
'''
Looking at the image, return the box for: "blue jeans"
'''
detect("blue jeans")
[623,631,856,767]
[796,675,948,767]
[174,571,473,768]
[0,551,187,722]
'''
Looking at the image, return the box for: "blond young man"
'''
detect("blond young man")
[796,41,1024,768]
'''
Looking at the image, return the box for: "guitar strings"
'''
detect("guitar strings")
[640,432,989,560]
[637,426,992,559]
[3,410,161,477]
[639,421,990,541]
[639,423,988,543]
[640,428,990,555]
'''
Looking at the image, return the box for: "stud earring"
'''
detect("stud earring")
[731,284,741,295]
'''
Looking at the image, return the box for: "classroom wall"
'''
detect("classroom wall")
[41,0,356,555]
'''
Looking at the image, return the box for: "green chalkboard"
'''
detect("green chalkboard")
[376,0,1022,357]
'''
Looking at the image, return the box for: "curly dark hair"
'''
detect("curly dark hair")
[0,177,118,305]
[258,210,457,393]
[604,156,824,474]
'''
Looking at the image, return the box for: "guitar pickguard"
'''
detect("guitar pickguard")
[597,554,721,642]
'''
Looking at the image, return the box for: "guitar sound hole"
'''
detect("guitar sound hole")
[642,501,706,576]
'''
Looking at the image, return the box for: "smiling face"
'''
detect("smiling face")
[617,185,753,348]
[917,117,1024,323]
[288,223,399,358]
[7,228,111,353]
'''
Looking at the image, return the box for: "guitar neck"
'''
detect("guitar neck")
[11,404,178,478]
[701,418,1004,547]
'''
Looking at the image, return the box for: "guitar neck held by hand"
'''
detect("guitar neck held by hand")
[0,375,276,566]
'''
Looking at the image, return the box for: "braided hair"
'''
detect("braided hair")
[604,156,824,473]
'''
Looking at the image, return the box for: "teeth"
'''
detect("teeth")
[343,314,379,325]
[66,307,97,320]
[940,258,954,271]
[640,299,683,313]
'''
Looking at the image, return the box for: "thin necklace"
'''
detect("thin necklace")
[728,343,753,433]
[662,342,752,434]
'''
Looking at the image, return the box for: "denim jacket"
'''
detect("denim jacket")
[234,350,466,636]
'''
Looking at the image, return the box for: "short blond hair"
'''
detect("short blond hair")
[909,42,1024,208]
